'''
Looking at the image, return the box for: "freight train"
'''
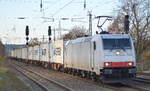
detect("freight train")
[10,34,136,83]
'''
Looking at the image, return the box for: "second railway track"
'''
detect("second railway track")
[9,61,73,91]
[133,77,150,84]
[121,77,150,91]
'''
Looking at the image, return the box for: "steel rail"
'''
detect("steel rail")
[121,79,150,91]
[10,63,50,91]
[11,62,74,91]
[133,77,150,84]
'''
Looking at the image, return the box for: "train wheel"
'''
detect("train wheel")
[71,69,75,75]
[75,70,79,76]
[72,69,76,76]
[95,75,100,82]
[90,73,96,81]
[81,71,86,78]
[70,68,73,75]
[63,68,66,73]
[66,68,69,73]
[66,68,69,74]
[86,72,91,79]
[68,68,72,74]
[91,76,95,81]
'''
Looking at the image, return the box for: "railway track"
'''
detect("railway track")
[11,60,140,91]
[11,59,150,91]
[133,77,150,84]
[9,61,73,91]
[138,72,150,76]
[121,77,150,91]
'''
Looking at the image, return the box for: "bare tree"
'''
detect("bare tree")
[62,26,88,41]
[108,15,123,34]
[109,0,150,62]
[142,40,150,70]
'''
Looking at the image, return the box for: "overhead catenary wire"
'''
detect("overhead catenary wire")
[52,0,75,17]
[0,0,119,44]
[43,0,62,12]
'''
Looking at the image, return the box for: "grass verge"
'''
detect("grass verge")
[0,57,31,91]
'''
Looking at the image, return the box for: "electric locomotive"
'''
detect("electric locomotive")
[64,34,136,82]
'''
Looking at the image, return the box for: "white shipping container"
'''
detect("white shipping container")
[22,47,27,60]
[16,48,22,59]
[11,50,15,57]
[39,43,49,62]
[51,40,64,64]
[28,46,33,60]
[33,45,40,61]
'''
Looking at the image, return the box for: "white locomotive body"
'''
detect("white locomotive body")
[64,34,136,81]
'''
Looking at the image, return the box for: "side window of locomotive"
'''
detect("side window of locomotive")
[93,41,96,50]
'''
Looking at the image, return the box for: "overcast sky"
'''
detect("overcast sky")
[0,0,119,44]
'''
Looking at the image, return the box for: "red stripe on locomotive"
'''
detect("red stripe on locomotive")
[104,61,134,68]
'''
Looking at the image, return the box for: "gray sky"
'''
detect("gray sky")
[0,0,119,44]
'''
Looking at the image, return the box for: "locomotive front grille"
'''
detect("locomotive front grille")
[102,67,136,79]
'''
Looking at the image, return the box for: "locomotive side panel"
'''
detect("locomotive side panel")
[77,42,92,70]
[91,36,104,75]
[64,39,93,71]
[64,42,72,68]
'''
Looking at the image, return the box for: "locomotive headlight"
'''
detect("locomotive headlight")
[128,62,133,66]
[116,51,120,55]
[128,62,132,66]
[104,62,112,67]
[105,63,109,66]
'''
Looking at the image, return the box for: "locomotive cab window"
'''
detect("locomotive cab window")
[102,38,131,50]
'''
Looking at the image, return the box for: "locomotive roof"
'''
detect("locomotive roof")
[65,36,92,45]
[100,34,130,39]
[65,34,130,45]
